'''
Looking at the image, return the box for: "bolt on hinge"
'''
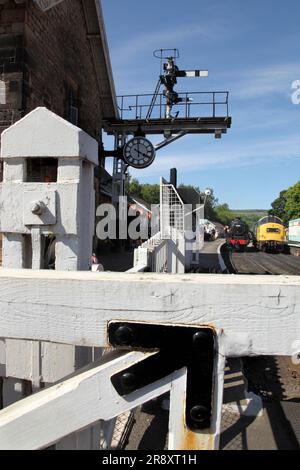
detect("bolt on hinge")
[108,321,216,431]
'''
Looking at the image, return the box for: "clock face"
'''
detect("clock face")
[123,137,156,169]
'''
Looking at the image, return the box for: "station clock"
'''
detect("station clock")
[123,137,156,169]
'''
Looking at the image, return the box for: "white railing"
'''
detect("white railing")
[141,231,162,248]
[151,238,168,272]
[130,230,184,274]
[128,179,187,274]
[128,178,207,274]
[129,232,167,273]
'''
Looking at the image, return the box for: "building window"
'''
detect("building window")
[65,82,79,126]
[0,81,6,105]
[26,158,58,183]
[69,104,78,126]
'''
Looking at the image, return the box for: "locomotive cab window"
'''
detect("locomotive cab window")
[258,215,283,226]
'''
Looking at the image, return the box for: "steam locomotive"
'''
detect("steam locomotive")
[226,218,251,251]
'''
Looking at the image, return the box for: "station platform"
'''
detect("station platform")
[289,242,300,257]
[124,356,300,450]
[194,239,226,273]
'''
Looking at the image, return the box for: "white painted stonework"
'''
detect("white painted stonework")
[1,107,98,164]
[0,107,96,271]
[0,108,99,449]
[23,189,57,226]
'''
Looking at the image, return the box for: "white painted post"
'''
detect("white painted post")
[168,331,225,450]
[31,228,42,270]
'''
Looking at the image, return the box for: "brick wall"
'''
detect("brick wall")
[0,0,108,251]
[24,0,103,139]
[0,1,25,134]
[0,0,104,182]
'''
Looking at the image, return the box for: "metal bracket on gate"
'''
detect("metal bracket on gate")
[108,322,215,431]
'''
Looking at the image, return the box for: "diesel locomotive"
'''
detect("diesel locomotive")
[255,215,286,252]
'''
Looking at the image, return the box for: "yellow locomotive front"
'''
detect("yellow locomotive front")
[255,215,286,252]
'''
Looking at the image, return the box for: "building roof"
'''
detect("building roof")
[128,196,152,213]
[81,0,119,120]
[177,187,202,206]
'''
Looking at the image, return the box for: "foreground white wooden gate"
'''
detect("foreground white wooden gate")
[0,269,299,450]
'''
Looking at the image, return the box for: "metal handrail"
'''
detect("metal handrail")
[117,91,229,120]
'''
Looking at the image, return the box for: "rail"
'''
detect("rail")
[129,178,203,274]
[129,232,168,273]
[117,91,229,120]
[129,177,188,274]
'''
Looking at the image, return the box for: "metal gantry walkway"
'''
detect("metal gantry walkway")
[101,50,232,204]
[103,90,231,136]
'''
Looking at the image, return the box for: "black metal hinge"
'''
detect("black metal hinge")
[108,322,215,431]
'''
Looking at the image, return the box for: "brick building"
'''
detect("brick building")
[0,0,118,179]
[0,0,118,259]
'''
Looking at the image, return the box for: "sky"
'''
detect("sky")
[101,0,300,209]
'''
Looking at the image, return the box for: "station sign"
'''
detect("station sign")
[33,0,64,11]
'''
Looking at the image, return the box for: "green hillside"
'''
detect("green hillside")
[231,210,268,230]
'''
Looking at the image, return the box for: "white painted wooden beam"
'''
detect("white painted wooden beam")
[0,269,299,356]
[0,351,179,450]
[0,348,224,451]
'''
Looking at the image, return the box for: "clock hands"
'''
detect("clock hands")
[136,141,147,158]
[123,137,156,169]
[134,149,149,158]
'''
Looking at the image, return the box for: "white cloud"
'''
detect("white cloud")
[130,134,300,179]
[109,21,227,68]
[228,63,300,100]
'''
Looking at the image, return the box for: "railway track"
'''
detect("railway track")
[225,247,300,447]
[226,248,300,276]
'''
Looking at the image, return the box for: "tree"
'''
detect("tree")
[269,190,288,221]
[179,183,201,195]
[285,181,300,221]
[269,181,300,223]
[214,204,234,225]
[140,184,160,204]
[125,177,142,199]
[126,178,240,224]
[202,188,218,221]
[126,177,160,204]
